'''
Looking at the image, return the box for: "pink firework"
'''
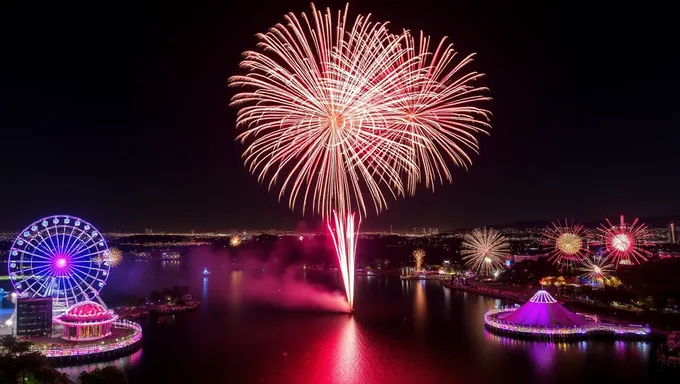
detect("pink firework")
[543,219,589,269]
[394,33,491,193]
[229,4,490,310]
[599,215,651,267]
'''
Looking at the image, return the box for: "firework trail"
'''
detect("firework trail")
[230,4,490,309]
[412,249,426,272]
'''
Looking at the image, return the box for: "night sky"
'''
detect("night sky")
[1,1,677,231]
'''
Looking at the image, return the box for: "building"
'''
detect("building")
[53,301,118,341]
[16,297,53,337]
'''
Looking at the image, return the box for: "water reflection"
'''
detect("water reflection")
[413,281,427,333]
[443,284,451,320]
[58,348,142,379]
[202,275,208,303]
[485,330,652,377]
[94,260,661,383]
[229,270,243,310]
[333,317,361,383]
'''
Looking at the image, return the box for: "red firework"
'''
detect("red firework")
[229,4,490,310]
[599,215,650,267]
[543,219,590,269]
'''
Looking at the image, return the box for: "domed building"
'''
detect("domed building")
[53,301,119,341]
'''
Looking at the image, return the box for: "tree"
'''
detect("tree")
[79,366,128,384]
[0,335,68,384]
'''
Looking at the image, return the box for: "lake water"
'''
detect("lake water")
[57,257,672,384]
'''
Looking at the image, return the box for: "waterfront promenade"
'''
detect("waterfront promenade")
[440,280,529,302]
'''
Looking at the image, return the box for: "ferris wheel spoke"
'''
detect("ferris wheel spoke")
[69,228,97,255]
[21,271,52,297]
[18,249,56,261]
[71,264,107,275]
[24,262,55,275]
[68,272,93,300]
[43,225,62,255]
[20,240,54,258]
[61,224,74,253]
[72,236,105,255]
[63,275,81,304]
[70,263,105,280]
[72,249,108,260]
[69,267,100,296]
[35,237,56,258]
[63,225,83,257]
[67,273,88,299]
[64,228,88,257]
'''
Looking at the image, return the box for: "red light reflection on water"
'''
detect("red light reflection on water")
[299,317,363,384]
[333,317,360,382]
[281,315,445,384]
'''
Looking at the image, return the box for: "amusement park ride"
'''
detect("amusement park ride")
[7,214,113,314]
[3,215,143,359]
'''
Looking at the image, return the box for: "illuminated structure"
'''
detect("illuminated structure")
[229,4,491,309]
[599,215,651,267]
[8,215,111,311]
[543,219,589,269]
[6,215,142,361]
[462,227,509,276]
[484,290,649,339]
[53,301,118,341]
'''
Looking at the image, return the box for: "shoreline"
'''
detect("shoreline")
[440,280,669,339]
[114,300,200,320]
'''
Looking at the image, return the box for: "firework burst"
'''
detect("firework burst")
[462,227,509,276]
[412,249,426,271]
[230,235,242,247]
[229,4,491,309]
[105,247,123,268]
[599,215,650,267]
[543,219,589,269]
[393,33,491,194]
[578,255,614,285]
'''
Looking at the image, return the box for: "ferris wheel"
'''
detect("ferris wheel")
[7,215,111,310]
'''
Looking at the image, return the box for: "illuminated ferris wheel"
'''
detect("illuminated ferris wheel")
[7,215,111,310]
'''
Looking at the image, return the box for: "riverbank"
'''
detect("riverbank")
[441,280,670,340]
[114,300,200,320]
[440,280,529,302]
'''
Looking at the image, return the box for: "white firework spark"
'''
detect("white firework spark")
[462,227,509,276]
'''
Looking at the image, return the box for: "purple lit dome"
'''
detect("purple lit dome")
[498,290,587,328]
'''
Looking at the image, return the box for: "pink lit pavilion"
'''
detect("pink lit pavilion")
[484,289,650,339]
[498,290,587,328]
[53,301,119,341]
